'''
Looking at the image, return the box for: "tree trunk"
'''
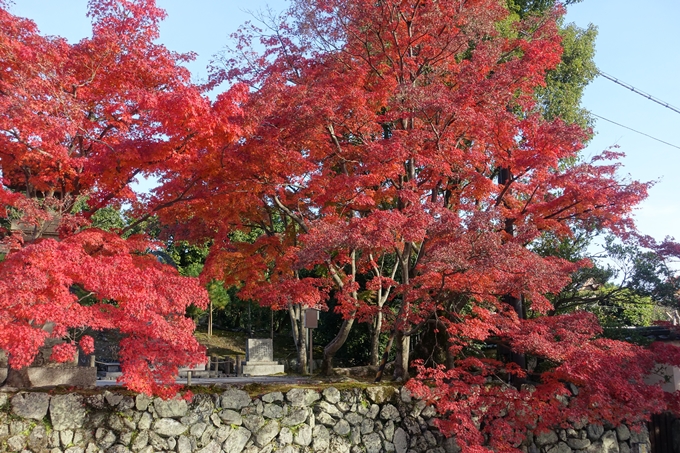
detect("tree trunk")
[505,294,526,387]
[392,330,410,381]
[321,316,355,375]
[299,328,308,374]
[369,310,383,366]
[392,242,412,382]
[374,332,394,382]
[446,344,456,370]
[498,169,527,387]
[289,305,307,374]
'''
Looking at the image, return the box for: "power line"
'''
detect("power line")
[597,71,680,116]
[591,113,680,151]
[594,70,680,149]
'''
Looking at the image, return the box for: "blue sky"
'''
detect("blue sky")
[8,0,680,247]
[565,0,680,249]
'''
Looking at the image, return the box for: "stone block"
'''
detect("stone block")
[264,403,284,419]
[586,424,604,441]
[153,397,188,418]
[365,387,394,404]
[50,394,87,431]
[7,434,26,452]
[262,392,284,403]
[152,418,187,437]
[246,339,274,362]
[393,428,409,453]
[380,404,400,421]
[567,438,591,449]
[6,367,96,389]
[286,388,320,407]
[601,430,620,453]
[223,426,251,453]
[546,442,572,453]
[334,419,351,436]
[317,400,342,417]
[294,423,313,446]
[243,414,266,432]
[241,362,285,376]
[12,392,51,419]
[255,420,280,447]
[616,425,631,442]
[219,409,243,425]
[220,388,251,410]
[323,387,341,404]
[536,430,559,447]
[28,424,49,451]
[196,440,221,453]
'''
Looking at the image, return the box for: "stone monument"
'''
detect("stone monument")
[241,339,285,376]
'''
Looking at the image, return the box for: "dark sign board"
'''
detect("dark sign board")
[304,309,319,329]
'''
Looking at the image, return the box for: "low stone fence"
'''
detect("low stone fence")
[0,386,658,453]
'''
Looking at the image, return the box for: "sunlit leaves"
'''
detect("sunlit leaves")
[0,229,208,395]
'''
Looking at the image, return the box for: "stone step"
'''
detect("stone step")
[98,371,123,380]
[241,362,285,376]
[178,370,223,378]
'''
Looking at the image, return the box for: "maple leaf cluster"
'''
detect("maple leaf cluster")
[409,311,680,452]
[0,230,208,397]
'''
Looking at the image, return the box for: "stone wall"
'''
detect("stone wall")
[0,386,659,453]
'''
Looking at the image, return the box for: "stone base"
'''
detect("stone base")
[242,361,285,376]
[0,367,6,386]
[98,371,123,381]
[4,367,96,388]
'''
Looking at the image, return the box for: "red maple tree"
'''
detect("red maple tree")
[152,0,680,446]
[186,0,647,367]
[0,0,217,396]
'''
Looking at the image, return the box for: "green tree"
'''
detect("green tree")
[533,232,679,325]
[167,241,230,336]
[90,206,125,231]
[537,21,598,130]
[506,0,597,130]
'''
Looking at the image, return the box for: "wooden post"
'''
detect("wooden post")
[208,300,213,337]
[309,327,314,374]
[236,355,242,377]
[89,355,96,368]
[304,308,319,374]
[187,371,192,386]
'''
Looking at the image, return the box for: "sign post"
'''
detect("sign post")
[304,309,319,374]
